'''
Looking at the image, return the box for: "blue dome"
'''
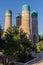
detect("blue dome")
[31,11,38,17]
[22,4,30,11]
[16,13,21,18]
[5,10,12,16]
[6,10,12,14]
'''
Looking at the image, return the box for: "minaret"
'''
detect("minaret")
[16,13,21,27]
[31,11,39,43]
[21,4,31,38]
[4,10,12,32]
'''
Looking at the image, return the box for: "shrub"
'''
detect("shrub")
[35,41,43,53]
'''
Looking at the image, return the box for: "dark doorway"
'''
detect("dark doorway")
[33,34,37,43]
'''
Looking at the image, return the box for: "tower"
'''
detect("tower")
[16,13,21,27]
[4,10,12,32]
[31,11,39,43]
[21,4,31,38]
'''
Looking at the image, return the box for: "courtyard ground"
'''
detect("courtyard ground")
[28,51,43,65]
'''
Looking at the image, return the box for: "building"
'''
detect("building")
[2,10,12,37]
[16,4,39,43]
[31,11,39,43]
[21,4,31,38]
[4,10,12,32]
[3,4,39,43]
[16,13,21,27]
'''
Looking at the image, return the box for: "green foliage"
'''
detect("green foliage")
[39,41,43,50]
[1,25,32,60]
[35,43,40,53]
[34,41,43,53]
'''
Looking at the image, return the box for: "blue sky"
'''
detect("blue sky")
[0,0,43,34]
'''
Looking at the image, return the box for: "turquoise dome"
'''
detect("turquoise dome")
[31,11,38,17]
[22,4,30,11]
[5,10,12,16]
[16,13,21,18]
[6,10,12,14]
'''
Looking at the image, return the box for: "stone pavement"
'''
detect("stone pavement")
[28,51,43,65]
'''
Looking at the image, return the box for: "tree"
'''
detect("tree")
[4,26,20,56]
[4,25,32,60]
